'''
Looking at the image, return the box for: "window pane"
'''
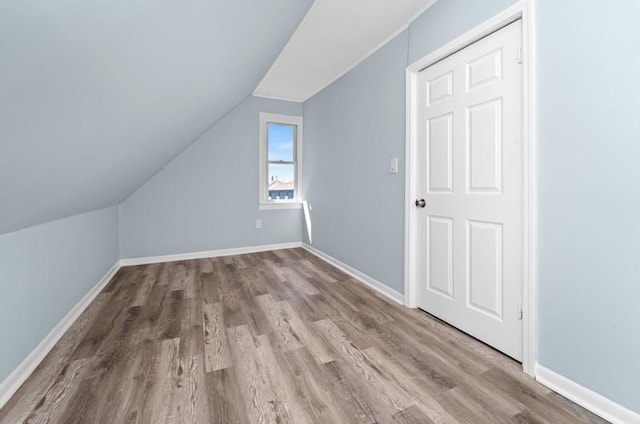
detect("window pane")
[267,123,295,162]
[268,163,295,200]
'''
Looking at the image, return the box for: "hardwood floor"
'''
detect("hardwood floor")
[0,248,606,424]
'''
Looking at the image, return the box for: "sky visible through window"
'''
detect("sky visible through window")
[268,123,295,184]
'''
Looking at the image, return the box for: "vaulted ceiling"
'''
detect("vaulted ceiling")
[255,0,436,102]
[0,0,439,235]
[0,0,313,234]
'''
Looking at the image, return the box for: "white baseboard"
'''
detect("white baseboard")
[0,242,303,410]
[120,242,303,266]
[0,261,121,410]
[302,243,404,305]
[536,364,640,424]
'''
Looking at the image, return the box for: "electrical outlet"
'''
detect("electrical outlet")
[256,219,262,229]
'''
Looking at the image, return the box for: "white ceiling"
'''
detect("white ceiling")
[254,0,437,102]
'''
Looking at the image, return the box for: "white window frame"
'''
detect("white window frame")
[259,112,303,210]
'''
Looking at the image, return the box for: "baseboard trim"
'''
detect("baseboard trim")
[536,364,640,424]
[302,243,404,305]
[120,242,303,266]
[0,242,305,410]
[0,261,121,410]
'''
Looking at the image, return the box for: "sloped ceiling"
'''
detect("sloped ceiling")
[254,0,436,102]
[0,0,313,234]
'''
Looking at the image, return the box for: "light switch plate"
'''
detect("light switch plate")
[256,219,262,229]
[390,158,399,174]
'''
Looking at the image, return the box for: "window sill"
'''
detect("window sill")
[259,202,302,211]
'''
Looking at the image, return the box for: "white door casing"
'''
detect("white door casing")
[415,20,523,360]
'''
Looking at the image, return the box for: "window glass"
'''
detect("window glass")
[268,163,295,200]
[267,123,295,162]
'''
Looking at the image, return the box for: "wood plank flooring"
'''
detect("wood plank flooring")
[0,248,607,423]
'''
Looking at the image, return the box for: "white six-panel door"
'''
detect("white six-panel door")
[415,20,523,360]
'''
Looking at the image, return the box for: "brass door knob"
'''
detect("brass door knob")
[415,198,426,208]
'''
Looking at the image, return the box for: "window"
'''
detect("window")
[259,113,302,209]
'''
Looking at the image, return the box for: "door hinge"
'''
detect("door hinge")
[517,46,524,64]
[517,303,523,320]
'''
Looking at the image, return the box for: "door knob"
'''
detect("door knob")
[415,198,426,208]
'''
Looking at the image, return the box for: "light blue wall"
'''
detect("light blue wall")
[302,32,408,293]
[1,0,638,415]
[119,96,303,259]
[302,0,519,294]
[0,207,119,382]
[0,0,312,235]
[536,0,640,412]
[408,0,518,63]
[303,0,640,414]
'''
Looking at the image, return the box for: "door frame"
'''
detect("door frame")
[404,0,537,376]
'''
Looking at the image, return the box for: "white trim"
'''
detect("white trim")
[253,93,304,103]
[406,2,526,72]
[536,364,640,424]
[0,242,303,409]
[121,242,303,267]
[259,202,302,211]
[404,66,419,309]
[0,261,121,410]
[404,0,537,376]
[521,0,538,377]
[302,243,404,305]
[259,112,303,208]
